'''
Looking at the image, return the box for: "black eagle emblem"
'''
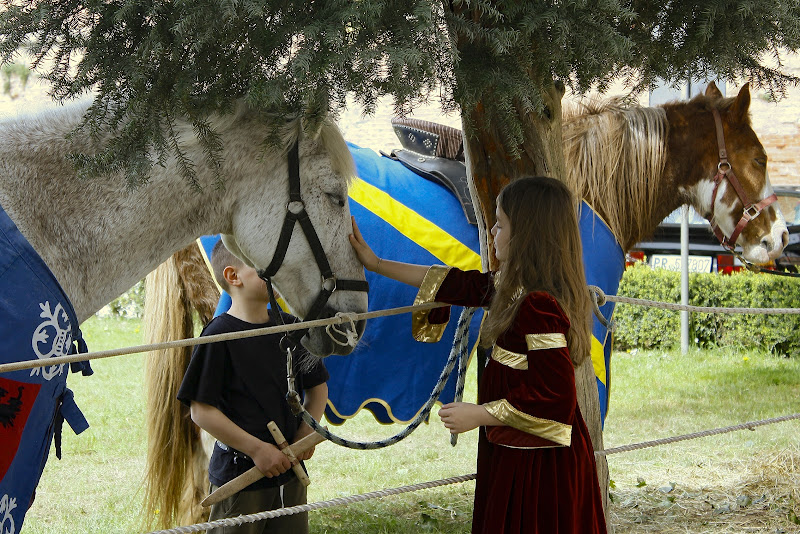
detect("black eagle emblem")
[0,385,24,428]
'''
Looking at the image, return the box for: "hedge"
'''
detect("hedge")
[611,263,800,355]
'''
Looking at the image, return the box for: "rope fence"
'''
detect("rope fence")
[0,301,448,374]
[604,293,800,315]
[145,473,478,534]
[597,412,800,456]
[4,286,800,375]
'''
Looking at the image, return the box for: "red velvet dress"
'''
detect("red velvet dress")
[413,266,607,534]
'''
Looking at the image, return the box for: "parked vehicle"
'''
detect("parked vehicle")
[629,186,800,273]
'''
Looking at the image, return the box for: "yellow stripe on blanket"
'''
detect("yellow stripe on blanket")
[591,335,607,386]
[349,178,481,271]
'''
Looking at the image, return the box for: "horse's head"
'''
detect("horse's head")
[683,83,788,264]
[220,114,368,357]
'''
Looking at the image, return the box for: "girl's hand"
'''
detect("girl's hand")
[438,402,489,435]
[349,216,380,272]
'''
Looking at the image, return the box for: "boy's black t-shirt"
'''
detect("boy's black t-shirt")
[177,312,329,489]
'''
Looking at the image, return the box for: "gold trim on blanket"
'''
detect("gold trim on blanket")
[483,399,572,446]
[412,265,452,343]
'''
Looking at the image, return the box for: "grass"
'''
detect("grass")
[19,316,800,533]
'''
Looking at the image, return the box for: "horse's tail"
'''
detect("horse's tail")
[142,242,219,530]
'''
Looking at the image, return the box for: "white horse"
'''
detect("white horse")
[0,99,368,531]
[0,100,368,356]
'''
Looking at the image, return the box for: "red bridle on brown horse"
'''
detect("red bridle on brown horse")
[709,108,777,251]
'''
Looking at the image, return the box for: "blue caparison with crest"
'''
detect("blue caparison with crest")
[0,202,91,533]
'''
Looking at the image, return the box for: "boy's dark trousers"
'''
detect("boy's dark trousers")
[207,476,308,534]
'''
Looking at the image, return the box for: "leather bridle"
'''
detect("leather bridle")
[709,108,777,251]
[258,140,369,345]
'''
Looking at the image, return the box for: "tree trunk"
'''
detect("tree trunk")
[461,85,567,268]
[459,86,611,531]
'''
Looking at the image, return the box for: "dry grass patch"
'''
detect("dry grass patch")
[609,446,800,533]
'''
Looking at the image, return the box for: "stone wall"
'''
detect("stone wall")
[733,53,800,186]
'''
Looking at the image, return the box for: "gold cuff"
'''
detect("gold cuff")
[412,265,452,342]
[483,399,572,446]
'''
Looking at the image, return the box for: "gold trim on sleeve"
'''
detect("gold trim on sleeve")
[412,265,452,342]
[491,346,528,370]
[525,333,567,351]
[483,399,572,446]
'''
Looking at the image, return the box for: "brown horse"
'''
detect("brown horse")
[143,82,788,529]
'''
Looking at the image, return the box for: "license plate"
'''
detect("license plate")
[649,254,713,273]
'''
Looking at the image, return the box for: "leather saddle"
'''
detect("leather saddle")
[381,117,477,226]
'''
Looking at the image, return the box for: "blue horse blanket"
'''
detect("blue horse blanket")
[0,203,90,533]
[579,203,625,426]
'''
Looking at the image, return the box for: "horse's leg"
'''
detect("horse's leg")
[575,358,612,532]
[143,243,219,529]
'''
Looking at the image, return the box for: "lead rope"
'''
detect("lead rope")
[287,306,477,449]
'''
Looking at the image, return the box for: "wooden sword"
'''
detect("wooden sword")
[200,425,327,508]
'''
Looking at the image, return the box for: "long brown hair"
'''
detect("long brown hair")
[480,176,592,366]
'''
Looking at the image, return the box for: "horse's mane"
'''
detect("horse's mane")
[2,99,356,189]
[205,103,356,184]
[562,98,668,249]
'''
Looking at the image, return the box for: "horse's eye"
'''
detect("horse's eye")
[326,192,345,208]
[754,157,767,168]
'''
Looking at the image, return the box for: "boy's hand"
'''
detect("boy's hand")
[438,402,488,435]
[292,423,316,461]
[252,442,292,478]
[294,445,316,461]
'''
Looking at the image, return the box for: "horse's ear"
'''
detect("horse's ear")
[729,83,751,123]
[705,82,723,99]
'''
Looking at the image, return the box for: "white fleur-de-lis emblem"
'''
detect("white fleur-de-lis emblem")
[0,493,17,534]
[30,301,71,381]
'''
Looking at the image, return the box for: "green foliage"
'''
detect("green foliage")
[1,62,29,95]
[106,279,145,318]
[2,1,800,185]
[613,264,681,349]
[614,264,800,355]
[0,0,450,187]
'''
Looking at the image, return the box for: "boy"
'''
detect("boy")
[178,240,329,534]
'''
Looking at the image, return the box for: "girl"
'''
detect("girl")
[349,176,607,534]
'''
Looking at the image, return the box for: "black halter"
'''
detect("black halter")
[258,140,369,344]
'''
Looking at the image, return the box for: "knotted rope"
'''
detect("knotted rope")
[325,312,360,348]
